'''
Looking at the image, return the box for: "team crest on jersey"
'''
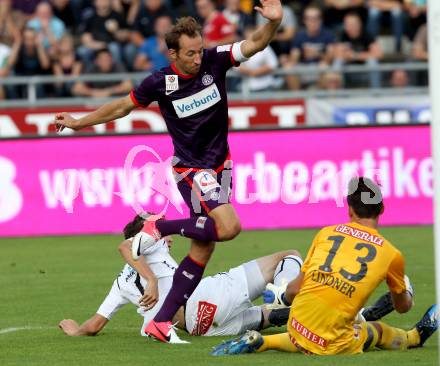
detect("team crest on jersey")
[165,74,179,95]
[202,74,213,86]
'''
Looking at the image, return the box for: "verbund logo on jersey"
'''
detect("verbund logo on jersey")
[172,84,221,118]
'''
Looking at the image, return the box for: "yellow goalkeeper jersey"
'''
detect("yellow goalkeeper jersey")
[287,222,407,355]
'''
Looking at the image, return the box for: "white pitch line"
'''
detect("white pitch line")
[0,325,138,335]
[0,326,54,334]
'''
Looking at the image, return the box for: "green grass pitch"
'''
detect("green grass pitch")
[0,226,437,366]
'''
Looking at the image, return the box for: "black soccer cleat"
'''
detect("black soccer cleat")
[268,307,291,327]
[415,304,439,346]
[362,292,394,321]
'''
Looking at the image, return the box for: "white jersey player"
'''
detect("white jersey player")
[59,216,303,338]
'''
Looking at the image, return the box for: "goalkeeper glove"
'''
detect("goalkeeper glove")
[262,283,290,309]
[404,275,415,305]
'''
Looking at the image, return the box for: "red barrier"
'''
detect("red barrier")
[0,99,306,137]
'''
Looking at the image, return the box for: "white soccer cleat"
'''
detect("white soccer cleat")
[355,309,366,323]
[144,320,190,344]
[131,232,157,260]
[168,327,190,344]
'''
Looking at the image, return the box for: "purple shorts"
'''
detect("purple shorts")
[174,161,232,216]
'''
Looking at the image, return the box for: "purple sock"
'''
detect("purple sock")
[156,216,218,242]
[154,256,205,322]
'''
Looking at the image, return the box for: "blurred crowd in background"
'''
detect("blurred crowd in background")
[0,0,429,99]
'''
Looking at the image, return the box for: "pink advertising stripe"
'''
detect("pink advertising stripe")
[0,126,432,236]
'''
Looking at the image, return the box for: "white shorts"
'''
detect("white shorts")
[185,262,264,336]
[97,275,173,333]
[97,278,141,320]
[139,278,173,336]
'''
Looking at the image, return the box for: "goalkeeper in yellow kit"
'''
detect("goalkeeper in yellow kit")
[212,177,438,356]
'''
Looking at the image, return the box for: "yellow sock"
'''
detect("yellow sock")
[257,333,299,353]
[375,321,410,350]
[407,328,421,348]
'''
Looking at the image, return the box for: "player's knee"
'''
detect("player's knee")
[286,249,302,259]
[394,301,412,314]
[272,250,302,265]
[217,220,241,241]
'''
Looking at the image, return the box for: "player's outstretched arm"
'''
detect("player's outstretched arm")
[118,239,159,310]
[387,252,414,314]
[284,272,304,304]
[390,275,414,313]
[59,315,108,336]
[240,0,283,59]
[55,95,137,132]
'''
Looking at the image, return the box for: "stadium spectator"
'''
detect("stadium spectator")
[318,70,343,90]
[131,0,172,47]
[237,26,279,92]
[162,0,196,18]
[12,0,42,19]
[112,0,141,25]
[133,15,171,72]
[366,0,404,52]
[0,42,9,99]
[292,0,317,14]
[63,0,93,26]
[222,0,253,38]
[0,0,21,47]
[333,12,383,88]
[412,23,427,61]
[256,3,296,56]
[7,27,51,98]
[238,0,254,14]
[323,0,366,31]
[390,68,409,88]
[77,0,132,66]
[403,0,426,39]
[27,2,66,57]
[72,48,133,97]
[196,0,237,48]
[411,23,427,85]
[49,0,77,32]
[52,34,83,96]
[282,5,335,90]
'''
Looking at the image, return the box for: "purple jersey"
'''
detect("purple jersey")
[131,44,244,169]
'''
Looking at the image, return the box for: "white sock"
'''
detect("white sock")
[273,255,303,286]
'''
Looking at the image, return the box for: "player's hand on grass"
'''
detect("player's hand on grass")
[254,0,283,23]
[58,319,80,336]
[262,283,290,309]
[55,112,80,133]
[140,280,159,310]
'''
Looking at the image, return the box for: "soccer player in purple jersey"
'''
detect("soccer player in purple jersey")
[55,0,283,344]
